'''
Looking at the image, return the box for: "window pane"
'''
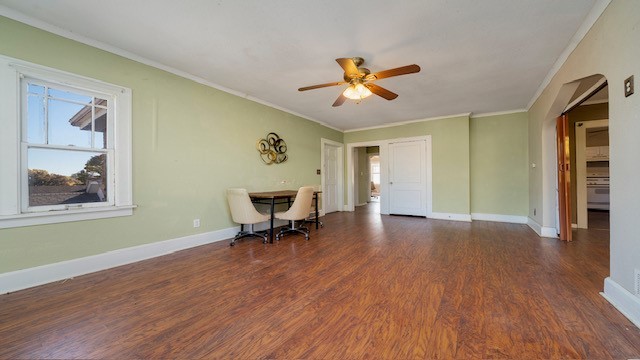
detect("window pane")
[28,83,45,95]
[48,99,92,147]
[48,87,92,104]
[94,105,107,149]
[28,148,107,207]
[27,94,45,143]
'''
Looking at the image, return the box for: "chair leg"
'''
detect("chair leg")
[275,220,310,241]
[230,224,268,246]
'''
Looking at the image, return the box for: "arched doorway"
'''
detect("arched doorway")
[541,74,608,240]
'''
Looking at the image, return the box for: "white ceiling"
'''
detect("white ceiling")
[0,0,603,131]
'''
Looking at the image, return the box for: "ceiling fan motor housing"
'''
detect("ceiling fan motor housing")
[351,57,365,67]
[344,68,370,83]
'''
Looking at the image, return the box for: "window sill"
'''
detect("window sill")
[0,205,137,229]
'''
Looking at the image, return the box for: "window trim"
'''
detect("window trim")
[0,55,134,229]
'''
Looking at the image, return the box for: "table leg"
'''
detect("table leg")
[315,193,319,229]
[270,198,275,243]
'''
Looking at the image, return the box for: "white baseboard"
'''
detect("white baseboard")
[471,213,528,224]
[0,226,240,294]
[527,217,558,238]
[356,202,367,207]
[429,212,472,222]
[571,223,578,229]
[541,226,558,238]
[602,277,640,329]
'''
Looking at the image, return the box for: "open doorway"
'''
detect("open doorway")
[369,148,380,203]
[556,77,609,240]
[353,146,380,213]
[569,85,609,232]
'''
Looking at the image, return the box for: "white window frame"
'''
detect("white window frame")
[20,78,115,212]
[0,55,134,228]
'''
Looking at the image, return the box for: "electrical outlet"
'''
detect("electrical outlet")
[193,219,200,228]
[624,75,634,97]
[316,169,321,175]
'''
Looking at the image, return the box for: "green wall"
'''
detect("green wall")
[344,115,471,215]
[356,148,369,205]
[345,113,528,216]
[470,112,529,216]
[0,16,342,273]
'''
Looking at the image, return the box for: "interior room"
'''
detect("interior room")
[368,149,380,203]
[567,83,610,234]
[0,1,639,358]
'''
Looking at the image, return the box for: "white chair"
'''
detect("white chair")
[303,189,323,228]
[227,188,270,246]
[275,186,314,241]
[371,181,380,198]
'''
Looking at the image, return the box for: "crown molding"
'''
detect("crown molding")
[470,109,527,119]
[344,112,471,133]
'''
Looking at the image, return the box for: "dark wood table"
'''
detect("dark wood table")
[249,190,322,243]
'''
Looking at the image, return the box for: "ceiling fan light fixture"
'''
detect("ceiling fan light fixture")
[343,83,372,100]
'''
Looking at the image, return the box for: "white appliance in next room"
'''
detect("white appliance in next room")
[586,167,609,210]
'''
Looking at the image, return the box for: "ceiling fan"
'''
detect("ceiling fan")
[298,57,421,107]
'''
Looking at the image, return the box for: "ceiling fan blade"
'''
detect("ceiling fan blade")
[332,94,347,107]
[336,58,360,78]
[298,81,346,91]
[369,64,421,80]
[366,83,398,100]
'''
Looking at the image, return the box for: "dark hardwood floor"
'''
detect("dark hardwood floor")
[588,209,610,231]
[1,204,639,359]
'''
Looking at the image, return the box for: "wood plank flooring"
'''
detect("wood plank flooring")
[1,203,639,359]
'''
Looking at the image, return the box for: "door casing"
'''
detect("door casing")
[557,114,572,241]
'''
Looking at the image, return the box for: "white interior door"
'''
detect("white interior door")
[323,143,339,213]
[389,140,426,216]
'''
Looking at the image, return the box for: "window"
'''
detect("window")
[370,156,380,185]
[23,80,112,210]
[0,55,134,228]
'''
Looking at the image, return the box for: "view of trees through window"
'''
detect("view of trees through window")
[28,153,107,206]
